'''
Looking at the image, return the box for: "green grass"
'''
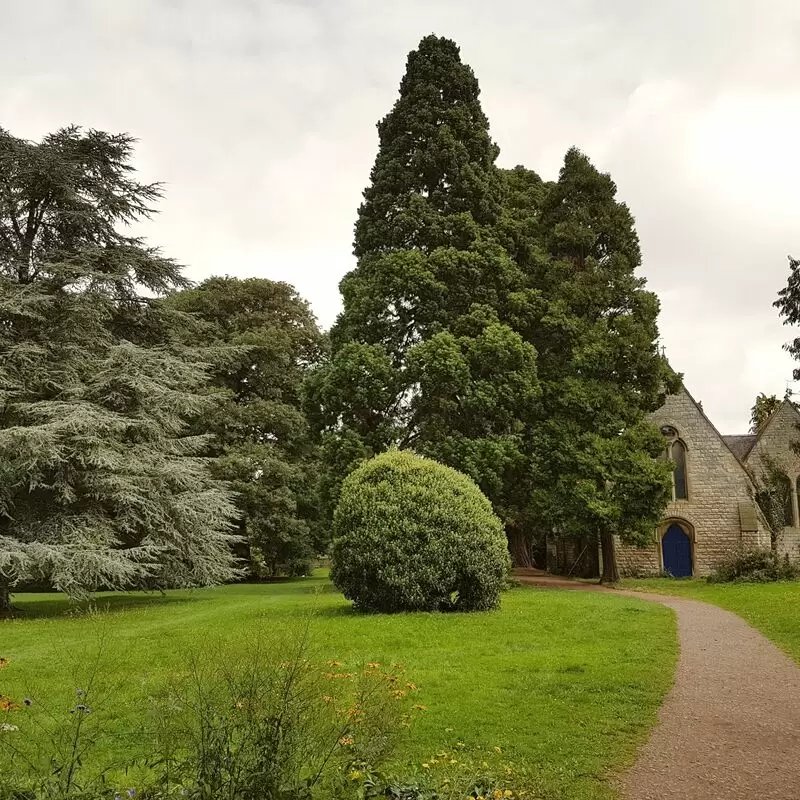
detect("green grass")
[624,578,800,663]
[1,577,677,799]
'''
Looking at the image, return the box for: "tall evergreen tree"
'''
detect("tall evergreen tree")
[308,35,540,526]
[0,126,239,615]
[163,277,326,576]
[528,148,677,581]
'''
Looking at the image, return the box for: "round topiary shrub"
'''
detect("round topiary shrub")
[330,450,511,612]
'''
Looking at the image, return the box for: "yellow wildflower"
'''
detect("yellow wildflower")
[349,770,362,781]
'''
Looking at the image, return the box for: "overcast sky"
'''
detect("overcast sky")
[2,0,799,433]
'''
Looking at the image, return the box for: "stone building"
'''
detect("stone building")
[549,386,800,578]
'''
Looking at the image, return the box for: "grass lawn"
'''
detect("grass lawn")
[1,576,677,799]
[623,579,800,664]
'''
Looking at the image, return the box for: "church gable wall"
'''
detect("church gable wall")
[746,403,800,561]
[619,388,768,576]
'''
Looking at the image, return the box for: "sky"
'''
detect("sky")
[2,0,799,433]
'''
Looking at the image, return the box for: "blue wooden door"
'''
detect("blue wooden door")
[662,524,692,577]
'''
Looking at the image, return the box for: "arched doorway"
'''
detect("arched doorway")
[662,523,693,577]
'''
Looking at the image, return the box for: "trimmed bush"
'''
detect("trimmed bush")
[707,547,800,584]
[330,450,510,612]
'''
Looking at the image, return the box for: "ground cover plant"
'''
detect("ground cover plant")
[623,578,800,663]
[1,577,676,799]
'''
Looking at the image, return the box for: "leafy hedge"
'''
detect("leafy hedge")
[330,450,510,612]
[707,548,800,583]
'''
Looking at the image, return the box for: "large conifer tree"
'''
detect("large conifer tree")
[308,35,540,525]
[529,148,677,581]
[0,126,239,614]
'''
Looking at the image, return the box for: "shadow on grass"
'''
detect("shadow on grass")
[6,591,199,621]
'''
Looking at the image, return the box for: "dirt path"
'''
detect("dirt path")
[517,574,800,799]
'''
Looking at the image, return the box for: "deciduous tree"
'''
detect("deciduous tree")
[164,277,326,576]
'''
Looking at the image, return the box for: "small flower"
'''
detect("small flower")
[75,688,84,698]
[338,735,354,746]
[327,659,343,667]
[322,695,333,704]
[367,662,381,669]
[406,682,418,690]
[23,698,32,707]
[348,770,362,781]
[493,746,502,754]
[0,723,19,732]
[412,704,427,711]
[0,657,8,669]
[421,762,430,769]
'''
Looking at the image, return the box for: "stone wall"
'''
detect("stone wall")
[617,388,769,576]
[616,533,660,576]
[745,402,800,562]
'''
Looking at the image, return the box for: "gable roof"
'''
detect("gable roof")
[732,399,800,463]
[748,399,800,455]
[722,434,758,461]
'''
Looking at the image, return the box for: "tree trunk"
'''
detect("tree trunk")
[599,530,620,584]
[507,527,533,568]
[0,578,14,619]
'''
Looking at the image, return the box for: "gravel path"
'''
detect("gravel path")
[618,592,800,800]
[517,573,800,799]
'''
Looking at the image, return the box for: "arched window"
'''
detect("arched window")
[660,426,688,501]
[671,440,688,500]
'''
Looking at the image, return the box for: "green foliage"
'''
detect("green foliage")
[163,277,327,577]
[751,454,794,548]
[775,256,800,371]
[521,147,679,579]
[0,126,239,611]
[308,36,540,531]
[330,450,510,612]
[0,622,415,800]
[749,392,783,433]
[707,548,800,584]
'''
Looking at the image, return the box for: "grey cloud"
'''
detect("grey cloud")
[2,0,799,431]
